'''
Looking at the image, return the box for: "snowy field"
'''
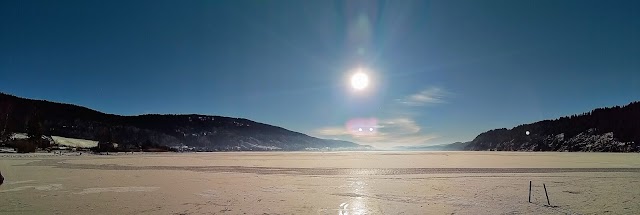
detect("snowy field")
[50,136,98,148]
[1,152,639,214]
[11,133,98,148]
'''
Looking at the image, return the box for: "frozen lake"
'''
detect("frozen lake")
[1,152,639,214]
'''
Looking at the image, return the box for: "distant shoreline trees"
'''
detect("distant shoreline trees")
[466,101,640,152]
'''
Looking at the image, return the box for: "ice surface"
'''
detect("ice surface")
[1,152,639,214]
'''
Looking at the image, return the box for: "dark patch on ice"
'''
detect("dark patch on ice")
[18,159,640,176]
[562,190,582,194]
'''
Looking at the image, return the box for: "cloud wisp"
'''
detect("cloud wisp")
[314,117,438,149]
[314,86,451,149]
[397,87,449,106]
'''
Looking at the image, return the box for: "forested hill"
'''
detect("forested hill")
[465,101,640,152]
[0,92,361,151]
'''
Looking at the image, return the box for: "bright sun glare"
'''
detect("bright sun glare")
[351,71,369,90]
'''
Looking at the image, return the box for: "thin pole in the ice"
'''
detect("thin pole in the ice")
[528,181,532,203]
[543,183,551,206]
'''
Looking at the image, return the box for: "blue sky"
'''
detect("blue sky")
[1,0,638,148]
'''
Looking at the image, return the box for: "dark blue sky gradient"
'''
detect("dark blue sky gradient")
[1,0,638,147]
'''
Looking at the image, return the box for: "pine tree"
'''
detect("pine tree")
[26,112,48,148]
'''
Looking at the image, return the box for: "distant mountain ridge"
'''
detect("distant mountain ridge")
[464,101,640,152]
[0,92,362,151]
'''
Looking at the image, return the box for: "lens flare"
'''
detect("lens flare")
[346,118,378,136]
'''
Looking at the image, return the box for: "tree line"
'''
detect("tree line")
[466,101,640,151]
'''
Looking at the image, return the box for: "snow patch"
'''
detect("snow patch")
[10,133,28,140]
[0,184,63,193]
[51,136,98,148]
[74,186,159,195]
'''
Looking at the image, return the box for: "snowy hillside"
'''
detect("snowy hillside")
[465,101,640,152]
[51,136,98,148]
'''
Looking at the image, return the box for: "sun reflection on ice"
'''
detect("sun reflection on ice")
[338,180,368,215]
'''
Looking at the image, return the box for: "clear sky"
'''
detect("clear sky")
[1,0,638,148]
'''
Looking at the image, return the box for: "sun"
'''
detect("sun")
[351,71,369,90]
